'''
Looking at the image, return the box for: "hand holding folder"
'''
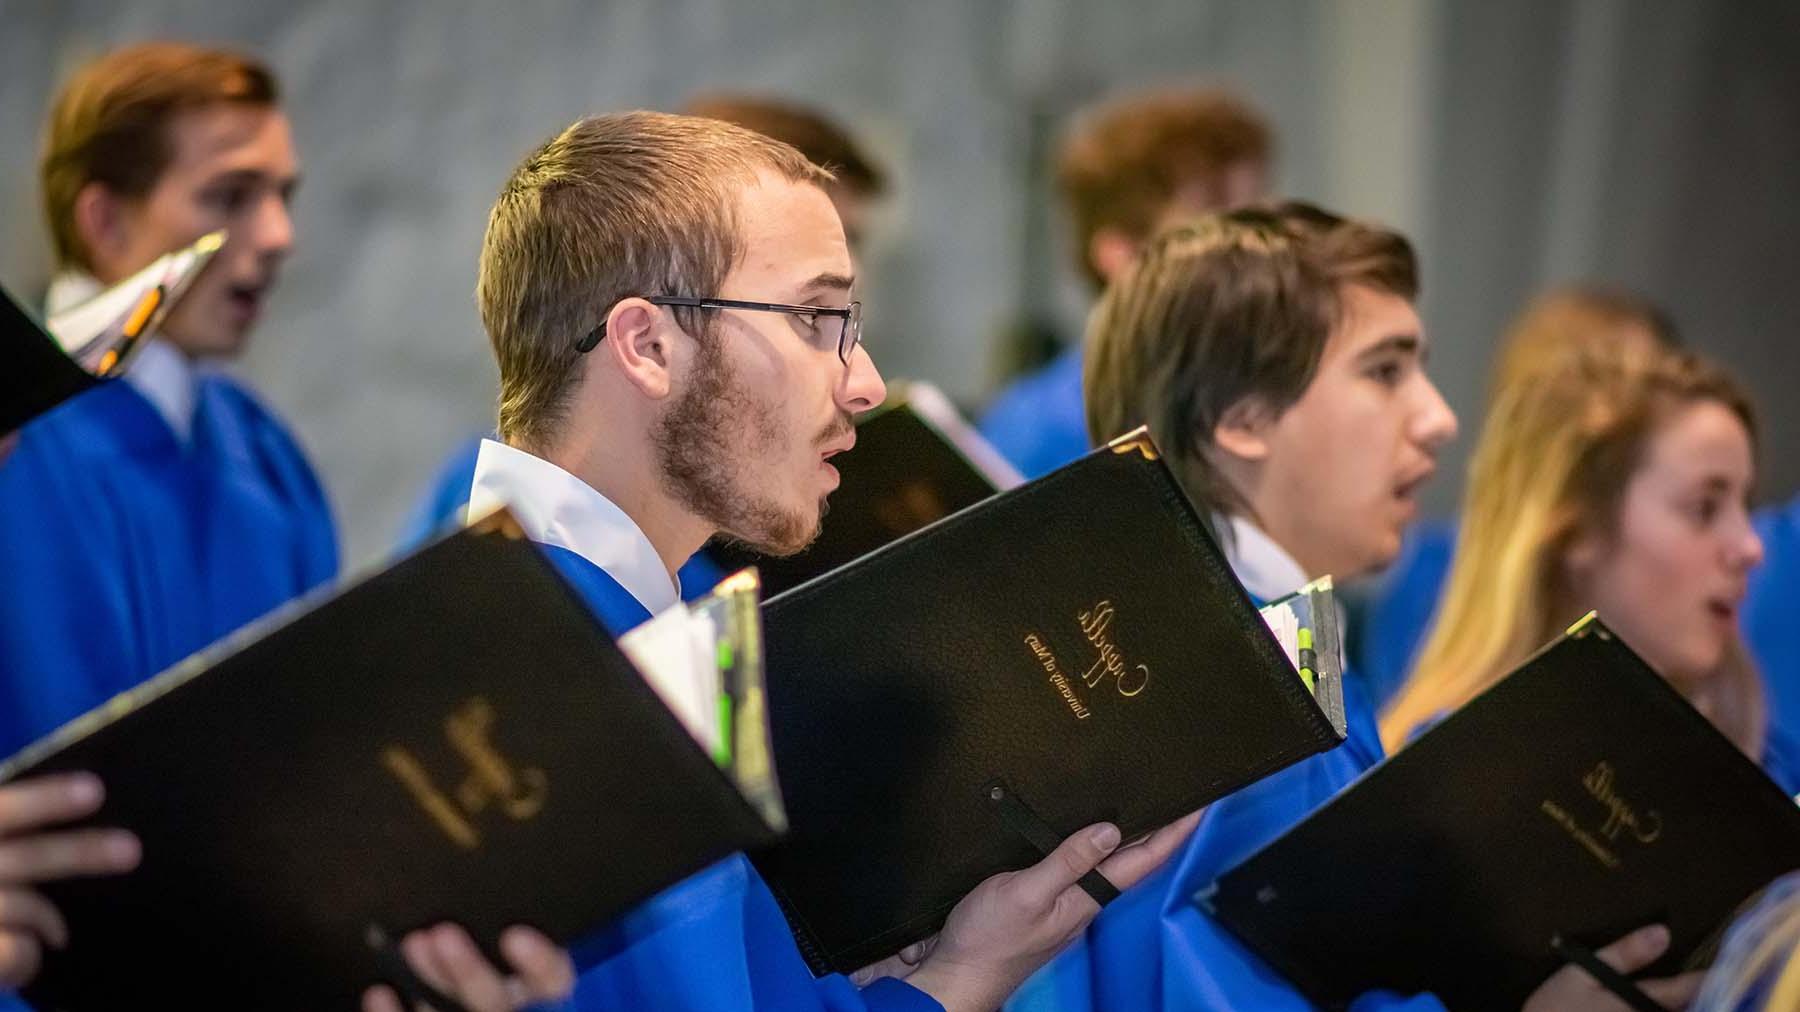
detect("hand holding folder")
[0,773,139,990]
[859,810,1201,1010]
[1,513,786,1010]
[1525,926,1702,1012]
[360,923,573,1012]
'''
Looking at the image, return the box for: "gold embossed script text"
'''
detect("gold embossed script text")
[382,697,548,849]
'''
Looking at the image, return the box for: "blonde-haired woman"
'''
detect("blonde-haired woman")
[1380,338,1799,790]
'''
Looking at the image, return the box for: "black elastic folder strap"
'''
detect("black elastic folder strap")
[984,780,1121,907]
[1549,934,1666,1012]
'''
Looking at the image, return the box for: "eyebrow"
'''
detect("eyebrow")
[793,272,855,303]
[204,167,301,193]
[1356,333,1425,360]
[1697,475,1735,495]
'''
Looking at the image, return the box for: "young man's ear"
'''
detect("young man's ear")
[1087,228,1143,287]
[1212,395,1275,464]
[600,298,674,400]
[70,182,130,278]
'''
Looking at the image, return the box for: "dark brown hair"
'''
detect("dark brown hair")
[1083,201,1416,516]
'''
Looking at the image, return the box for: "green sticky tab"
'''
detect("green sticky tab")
[717,640,734,671]
[1299,667,1316,692]
[1297,626,1313,651]
[713,696,733,767]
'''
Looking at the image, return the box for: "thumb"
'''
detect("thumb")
[1007,822,1121,906]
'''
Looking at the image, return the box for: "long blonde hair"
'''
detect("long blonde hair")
[1380,326,1766,756]
[1693,872,1800,1011]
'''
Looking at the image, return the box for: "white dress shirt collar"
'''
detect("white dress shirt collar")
[1215,512,1311,603]
[466,439,680,614]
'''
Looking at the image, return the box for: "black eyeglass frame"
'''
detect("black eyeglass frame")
[575,295,864,363]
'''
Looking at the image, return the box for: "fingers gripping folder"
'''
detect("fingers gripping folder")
[984,779,1121,907]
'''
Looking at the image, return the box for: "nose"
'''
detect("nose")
[1410,373,1459,452]
[1727,511,1766,573]
[248,191,295,262]
[837,343,887,415]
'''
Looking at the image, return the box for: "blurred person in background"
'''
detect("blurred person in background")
[977,86,1271,479]
[396,92,891,561]
[0,40,334,1004]
[0,41,337,758]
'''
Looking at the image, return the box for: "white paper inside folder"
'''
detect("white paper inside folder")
[619,602,724,756]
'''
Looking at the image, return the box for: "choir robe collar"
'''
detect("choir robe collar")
[46,270,199,444]
[466,438,679,615]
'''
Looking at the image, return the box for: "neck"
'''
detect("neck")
[533,428,712,581]
[1218,459,1332,580]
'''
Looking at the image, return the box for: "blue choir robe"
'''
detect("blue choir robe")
[539,544,941,1012]
[1748,498,1800,753]
[0,377,337,755]
[401,434,726,599]
[977,347,1091,480]
[1004,591,1444,1012]
[1347,519,1457,710]
[398,434,487,547]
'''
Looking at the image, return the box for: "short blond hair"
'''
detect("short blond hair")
[478,111,832,447]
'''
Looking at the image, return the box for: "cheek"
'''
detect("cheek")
[1293,397,1398,505]
[1590,528,1720,668]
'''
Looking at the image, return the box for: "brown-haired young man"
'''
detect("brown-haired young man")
[978,86,1271,480]
[0,41,334,996]
[1013,204,1694,1012]
[367,109,1196,1012]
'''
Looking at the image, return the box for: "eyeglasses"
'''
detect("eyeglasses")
[576,295,865,364]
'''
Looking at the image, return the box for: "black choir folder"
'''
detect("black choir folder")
[1202,614,1800,1012]
[753,428,1351,975]
[1,287,92,436]
[708,381,1021,596]
[1,511,785,1011]
[1,232,221,435]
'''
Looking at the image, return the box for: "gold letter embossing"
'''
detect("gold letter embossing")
[1078,601,1150,697]
[448,699,548,820]
[382,697,549,849]
[382,746,481,849]
[1583,762,1662,844]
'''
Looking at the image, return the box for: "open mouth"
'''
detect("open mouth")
[1394,467,1435,503]
[225,280,268,321]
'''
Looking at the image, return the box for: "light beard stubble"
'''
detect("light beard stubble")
[653,344,848,557]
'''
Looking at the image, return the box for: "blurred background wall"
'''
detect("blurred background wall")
[3,0,1795,566]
